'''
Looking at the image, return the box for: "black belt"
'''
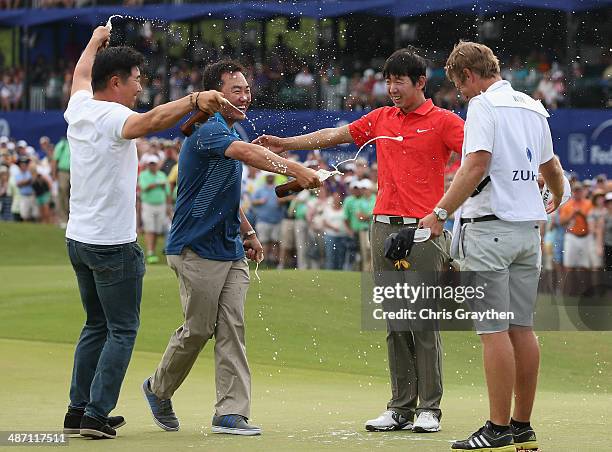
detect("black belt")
[460,214,499,225]
[374,215,419,226]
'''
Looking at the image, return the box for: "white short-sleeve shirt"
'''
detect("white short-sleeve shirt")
[460,80,554,220]
[64,90,138,245]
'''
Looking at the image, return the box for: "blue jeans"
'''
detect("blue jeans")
[66,239,145,422]
[324,235,348,270]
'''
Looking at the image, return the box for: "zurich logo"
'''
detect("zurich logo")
[526,147,533,162]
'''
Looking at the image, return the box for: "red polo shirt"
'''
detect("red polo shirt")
[348,99,464,218]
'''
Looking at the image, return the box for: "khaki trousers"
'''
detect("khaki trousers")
[150,249,251,417]
[57,170,70,223]
[371,221,448,420]
[359,229,372,272]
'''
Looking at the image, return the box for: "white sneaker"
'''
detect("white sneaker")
[412,410,440,433]
[365,410,413,432]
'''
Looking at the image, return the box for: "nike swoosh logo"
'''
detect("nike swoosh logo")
[416,129,433,133]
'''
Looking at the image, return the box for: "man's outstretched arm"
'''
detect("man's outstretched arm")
[253,125,353,154]
[121,91,225,140]
[225,141,320,190]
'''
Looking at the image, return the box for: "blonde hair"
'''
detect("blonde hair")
[445,41,500,83]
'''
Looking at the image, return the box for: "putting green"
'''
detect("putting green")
[0,223,611,450]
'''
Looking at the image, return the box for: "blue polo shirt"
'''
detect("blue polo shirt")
[14,170,34,196]
[253,184,284,224]
[165,113,244,261]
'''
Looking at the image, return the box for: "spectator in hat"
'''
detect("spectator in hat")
[322,190,350,270]
[306,182,329,270]
[52,137,71,228]
[138,153,170,264]
[8,173,21,221]
[277,190,297,270]
[290,159,319,270]
[0,165,12,221]
[16,140,28,156]
[593,174,607,193]
[589,190,607,270]
[0,140,10,167]
[31,164,53,224]
[560,182,592,270]
[356,178,376,272]
[252,172,284,265]
[160,143,179,176]
[343,178,363,270]
[5,142,15,165]
[14,157,38,221]
[36,137,55,180]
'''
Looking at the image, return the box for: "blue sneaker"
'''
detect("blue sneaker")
[142,378,180,431]
[211,414,261,436]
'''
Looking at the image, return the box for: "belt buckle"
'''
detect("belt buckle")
[389,216,403,225]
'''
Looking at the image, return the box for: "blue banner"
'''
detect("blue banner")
[1,108,610,178]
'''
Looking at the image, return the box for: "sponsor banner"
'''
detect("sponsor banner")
[1,109,610,177]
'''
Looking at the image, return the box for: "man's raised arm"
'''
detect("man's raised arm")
[71,26,110,96]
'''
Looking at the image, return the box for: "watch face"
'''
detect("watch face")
[436,208,448,221]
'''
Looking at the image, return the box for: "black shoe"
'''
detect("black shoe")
[451,421,514,451]
[511,424,539,451]
[79,415,117,439]
[63,407,125,434]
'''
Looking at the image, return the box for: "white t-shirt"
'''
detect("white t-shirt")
[323,205,348,237]
[64,90,138,245]
[460,80,553,220]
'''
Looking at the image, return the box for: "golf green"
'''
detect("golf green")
[0,223,610,450]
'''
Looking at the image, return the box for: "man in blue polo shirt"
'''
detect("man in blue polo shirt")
[142,60,320,436]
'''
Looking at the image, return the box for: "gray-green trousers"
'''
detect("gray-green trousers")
[371,222,449,421]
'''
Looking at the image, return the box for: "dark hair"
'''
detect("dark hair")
[91,46,144,92]
[202,60,246,91]
[382,47,427,85]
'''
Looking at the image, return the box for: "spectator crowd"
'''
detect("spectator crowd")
[1,133,611,272]
[2,22,611,111]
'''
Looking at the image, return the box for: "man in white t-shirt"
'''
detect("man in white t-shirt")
[62,26,225,440]
[419,41,566,452]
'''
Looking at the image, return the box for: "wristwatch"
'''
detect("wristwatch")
[243,229,256,240]
[433,207,448,222]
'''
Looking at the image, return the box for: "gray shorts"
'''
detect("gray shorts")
[256,221,281,244]
[141,203,167,234]
[458,219,541,334]
[280,219,296,248]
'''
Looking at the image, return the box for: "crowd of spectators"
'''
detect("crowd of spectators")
[0,0,143,9]
[2,134,611,273]
[0,67,24,111]
[2,21,611,111]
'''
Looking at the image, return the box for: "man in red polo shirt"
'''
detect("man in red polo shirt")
[254,48,464,433]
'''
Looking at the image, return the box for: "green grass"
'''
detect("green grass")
[0,223,611,451]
